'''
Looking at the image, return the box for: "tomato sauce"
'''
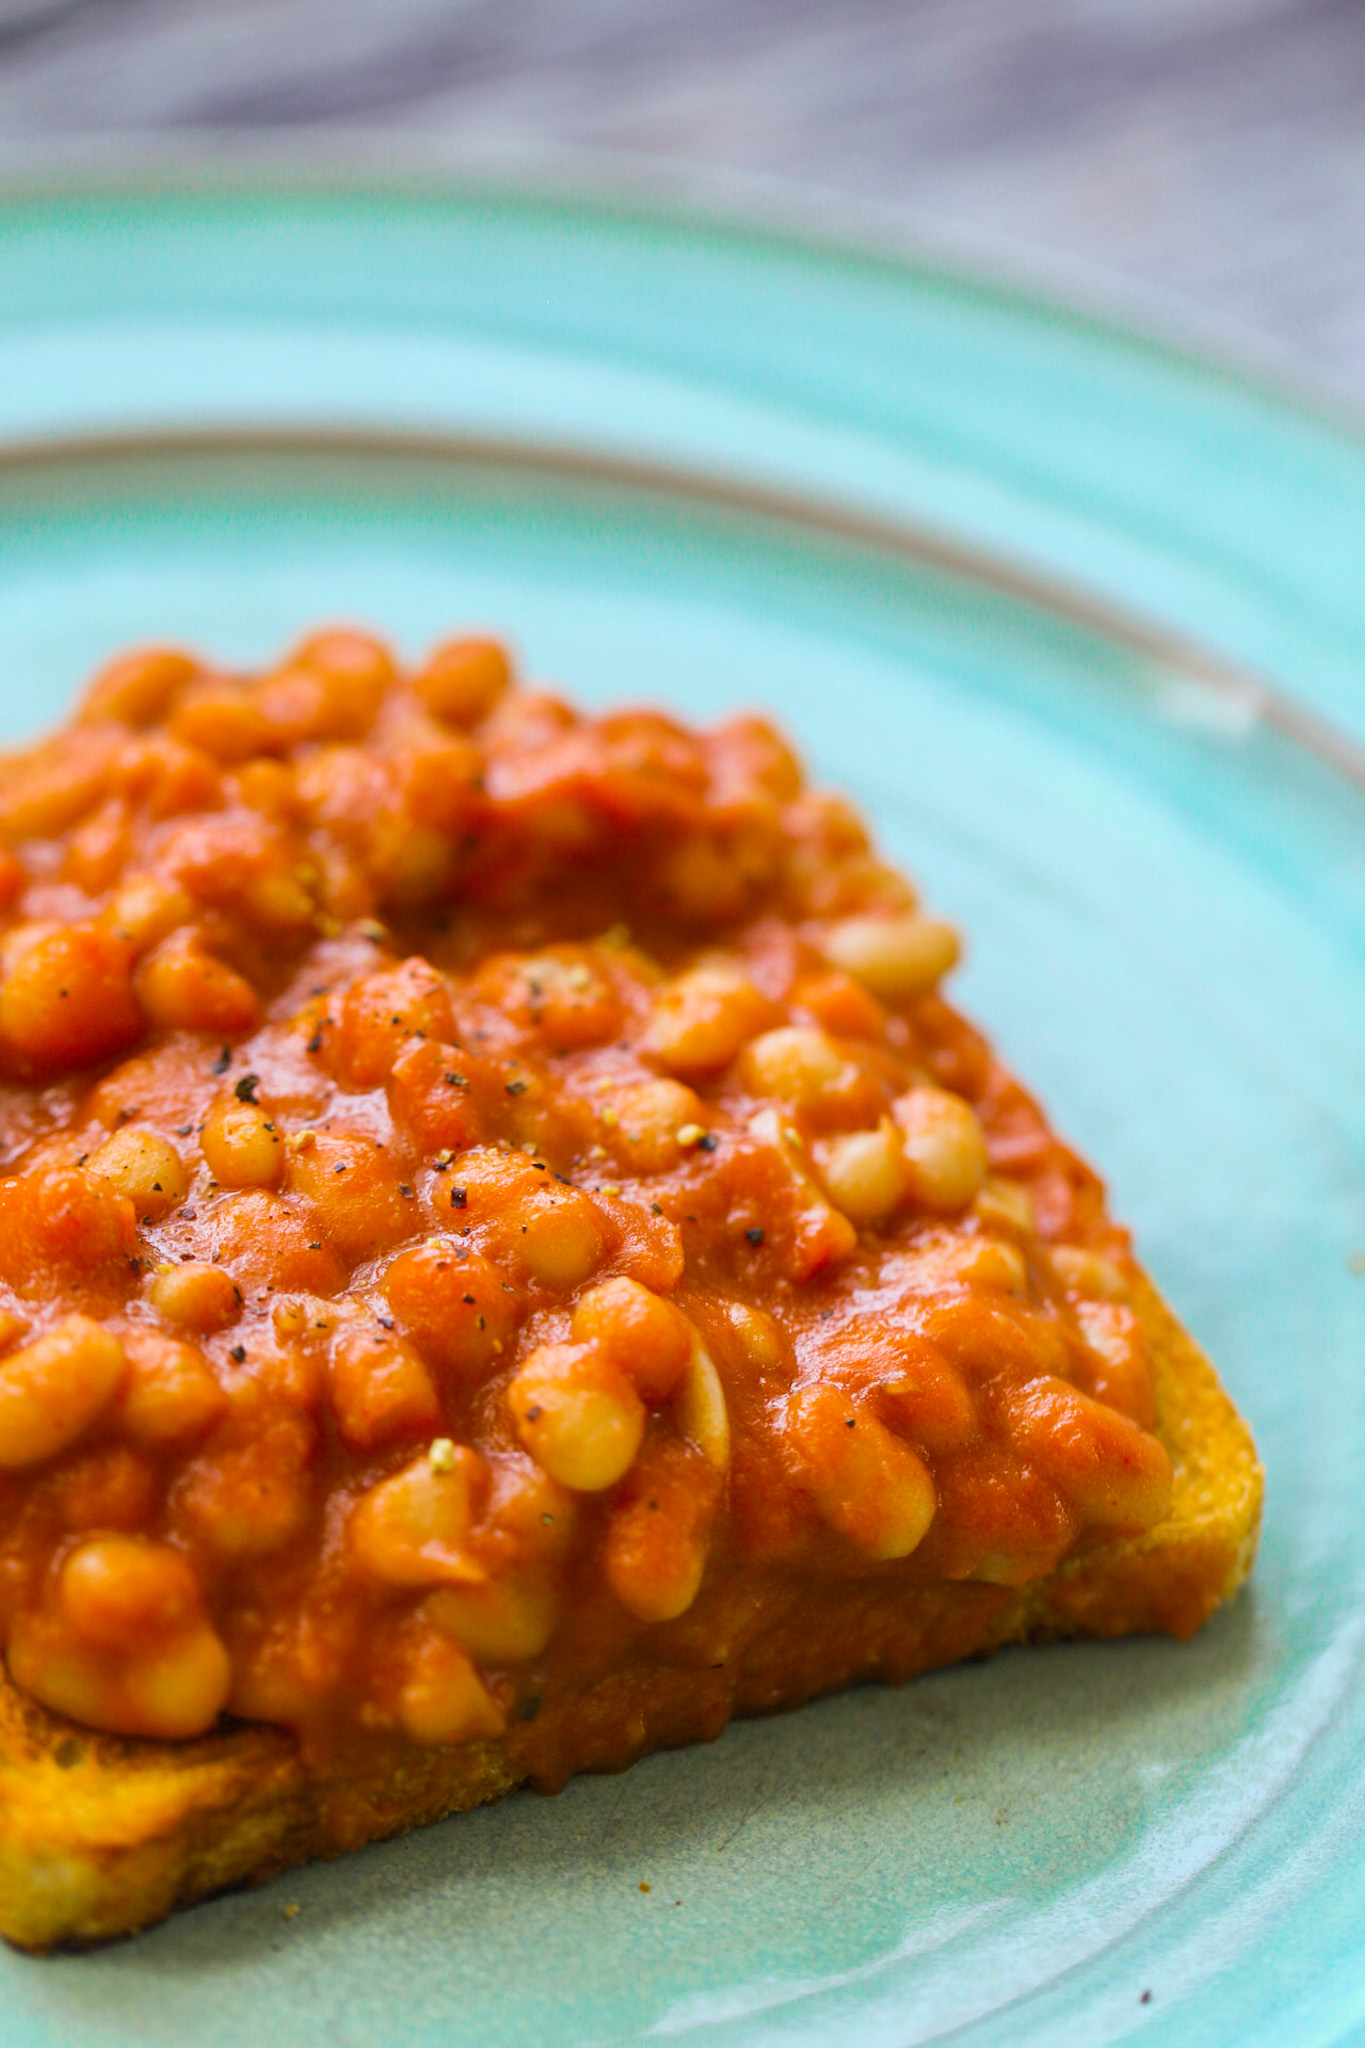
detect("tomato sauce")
[0,630,1171,1757]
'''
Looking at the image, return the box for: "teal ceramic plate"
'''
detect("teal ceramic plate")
[0,184,1363,2048]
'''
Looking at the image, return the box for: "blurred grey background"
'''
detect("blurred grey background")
[3,0,1365,403]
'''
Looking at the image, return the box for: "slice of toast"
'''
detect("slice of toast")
[0,631,1264,1952]
[0,1266,1261,1952]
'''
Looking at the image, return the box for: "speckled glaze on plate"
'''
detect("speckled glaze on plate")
[0,184,1362,2048]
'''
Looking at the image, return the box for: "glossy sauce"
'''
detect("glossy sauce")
[0,631,1171,1757]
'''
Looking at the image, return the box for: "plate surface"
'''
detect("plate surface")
[0,187,1363,2048]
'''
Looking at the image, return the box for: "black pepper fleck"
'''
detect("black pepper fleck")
[746,1227,765,1246]
[234,1073,260,1104]
[229,1345,246,1363]
[211,1046,231,1075]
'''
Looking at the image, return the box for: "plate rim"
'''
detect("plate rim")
[2,160,1365,455]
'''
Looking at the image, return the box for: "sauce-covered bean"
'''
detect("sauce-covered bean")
[0,631,1165,1751]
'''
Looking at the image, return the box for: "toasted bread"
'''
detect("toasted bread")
[0,1265,1260,1952]
[0,632,1264,1951]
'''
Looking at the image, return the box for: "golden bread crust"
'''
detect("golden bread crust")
[0,1265,1261,1952]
